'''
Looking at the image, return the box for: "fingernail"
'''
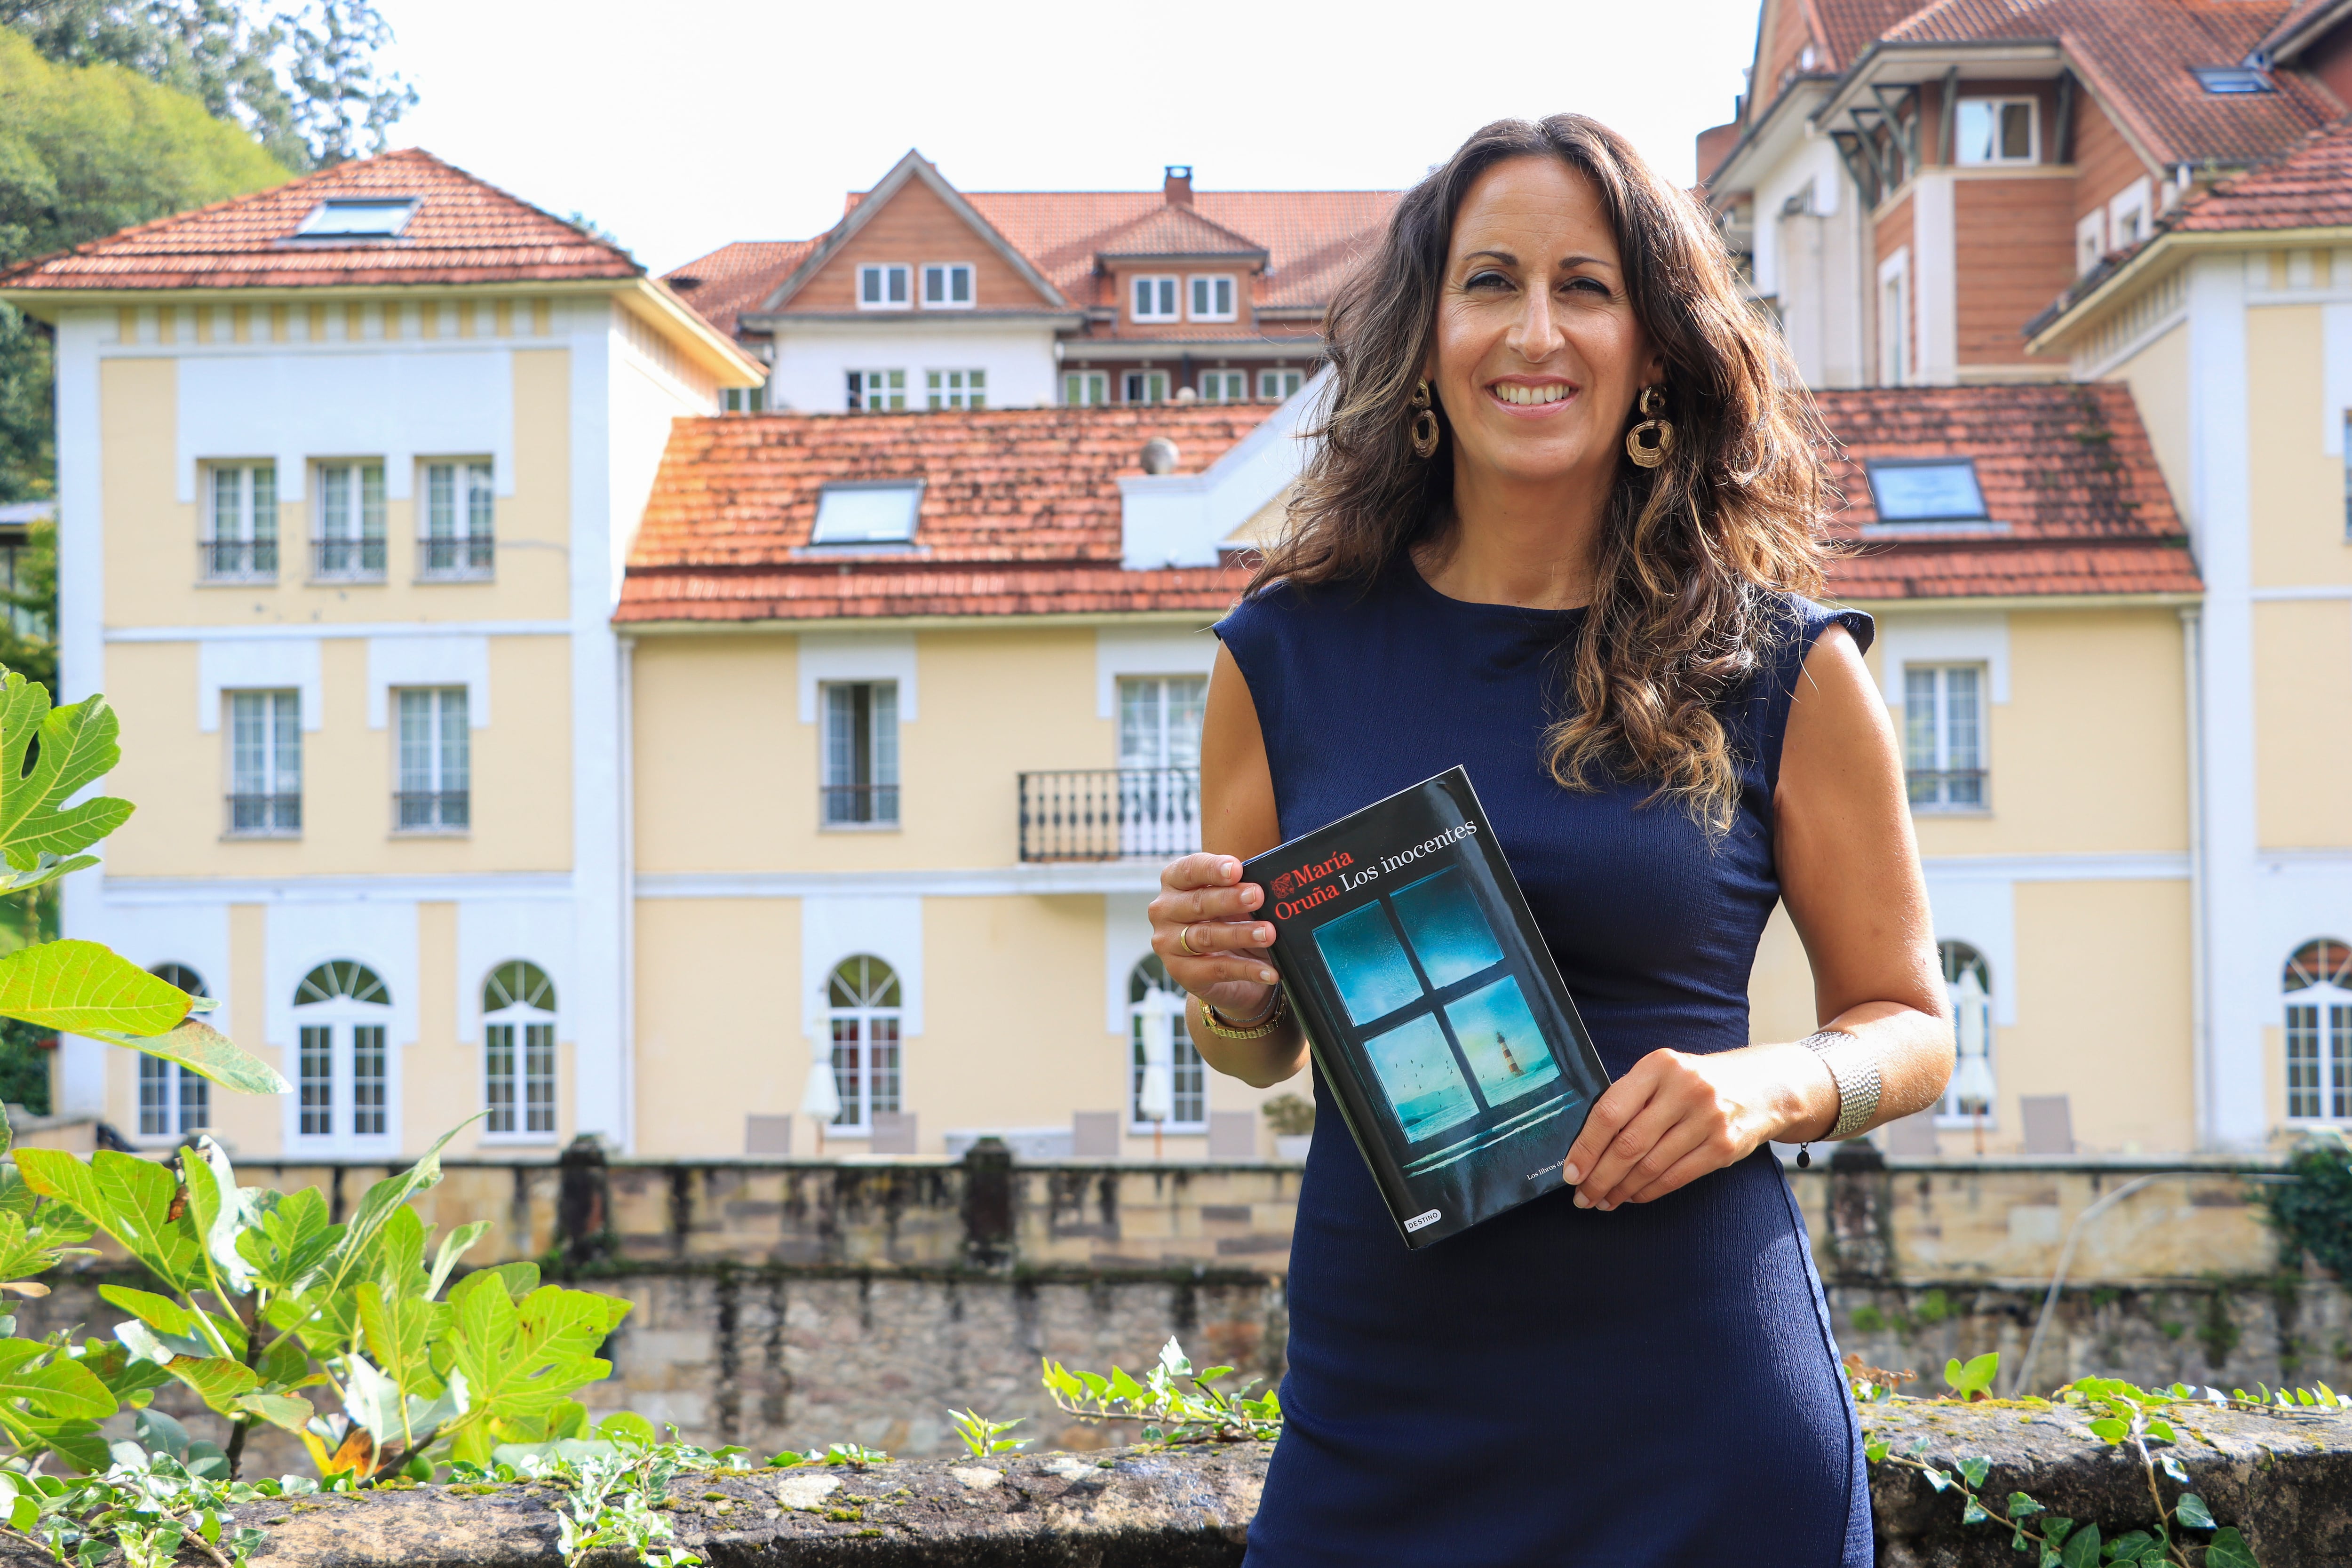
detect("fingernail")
[1573,1191,1591,1208]
[1243,888,1261,907]
[1561,1163,1581,1184]
[1256,927,1273,944]
[1259,968,1277,983]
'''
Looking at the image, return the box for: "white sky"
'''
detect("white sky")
[384,0,1761,276]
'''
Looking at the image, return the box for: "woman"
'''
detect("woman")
[1149,116,1953,1564]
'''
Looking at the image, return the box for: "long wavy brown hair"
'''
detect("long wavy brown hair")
[1253,114,1833,833]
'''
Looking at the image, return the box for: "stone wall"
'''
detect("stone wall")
[19,1140,2348,1463]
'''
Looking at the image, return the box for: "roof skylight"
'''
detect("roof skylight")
[810,481,923,546]
[294,198,419,239]
[1866,459,1988,524]
[2191,66,2273,95]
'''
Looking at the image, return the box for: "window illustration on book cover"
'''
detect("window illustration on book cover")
[1244,767,1610,1248]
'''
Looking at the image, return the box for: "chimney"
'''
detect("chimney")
[1163,165,1193,207]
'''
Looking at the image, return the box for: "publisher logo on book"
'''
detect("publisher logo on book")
[1270,850,1353,919]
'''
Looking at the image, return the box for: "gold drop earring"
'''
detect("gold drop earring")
[1625,385,1674,469]
[1409,378,1441,459]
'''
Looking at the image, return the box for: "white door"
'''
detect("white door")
[1118,677,1205,858]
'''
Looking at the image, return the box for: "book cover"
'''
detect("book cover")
[1243,767,1611,1248]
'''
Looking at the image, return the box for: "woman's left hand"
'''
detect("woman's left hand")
[1559,1044,1821,1210]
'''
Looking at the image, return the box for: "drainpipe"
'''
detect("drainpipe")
[618,634,638,1155]
[2181,606,2209,1151]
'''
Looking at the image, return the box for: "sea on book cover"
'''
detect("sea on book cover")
[1242,767,1610,1249]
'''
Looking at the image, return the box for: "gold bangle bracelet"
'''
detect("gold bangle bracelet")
[1195,990,1288,1040]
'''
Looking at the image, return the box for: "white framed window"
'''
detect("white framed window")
[827,955,901,1134]
[1188,275,1236,321]
[2108,180,2153,251]
[823,680,898,827]
[2343,414,2352,541]
[1131,275,1180,322]
[397,686,469,833]
[419,459,493,580]
[925,368,985,410]
[1936,943,1995,1127]
[1878,253,1910,387]
[140,963,211,1139]
[857,263,911,310]
[1198,370,1247,403]
[922,263,974,309]
[722,384,768,414]
[1118,676,1204,858]
[313,460,386,581]
[1955,98,2036,165]
[227,689,300,836]
[1129,955,1207,1132]
[293,960,393,1150]
[202,462,277,581]
[1064,370,1108,406]
[1904,663,1986,811]
[847,369,906,412]
[2285,939,2352,1122]
[483,960,557,1139]
[1258,368,1303,401]
[1123,370,1168,404]
[2075,209,2107,277]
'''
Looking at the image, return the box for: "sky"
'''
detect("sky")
[382,0,1761,276]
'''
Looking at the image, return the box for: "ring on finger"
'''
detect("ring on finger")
[1177,923,1201,957]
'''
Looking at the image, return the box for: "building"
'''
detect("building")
[1702,0,2352,1152]
[0,148,763,1159]
[662,154,1393,415]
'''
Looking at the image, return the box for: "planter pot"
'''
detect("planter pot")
[1274,1134,1312,1162]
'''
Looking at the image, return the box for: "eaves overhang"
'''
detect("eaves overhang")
[1704,73,1838,198]
[2264,0,2352,63]
[738,309,1086,333]
[2027,223,2352,353]
[1093,248,1269,271]
[1813,40,2066,123]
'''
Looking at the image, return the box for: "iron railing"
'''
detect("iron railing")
[396,791,470,831]
[200,540,278,581]
[821,783,899,826]
[418,535,495,579]
[312,537,387,581]
[225,793,300,836]
[1019,767,1200,861]
[1907,768,1988,810]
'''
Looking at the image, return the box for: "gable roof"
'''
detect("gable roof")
[1874,0,2338,170]
[662,240,817,338]
[753,150,1070,316]
[0,147,641,293]
[1815,382,2199,600]
[1088,203,1269,264]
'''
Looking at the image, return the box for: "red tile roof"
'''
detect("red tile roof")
[1880,0,2338,169]
[1814,0,1938,68]
[0,148,640,292]
[618,405,1271,624]
[618,384,2196,627]
[1088,203,1268,262]
[661,240,816,338]
[2159,113,2352,229]
[1813,382,2201,600]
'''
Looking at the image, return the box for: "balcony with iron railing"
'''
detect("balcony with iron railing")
[225,793,300,836]
[417,534,494,581]
[200,539,278,582]
[1018,768,1200,861]
[312,537,387,583]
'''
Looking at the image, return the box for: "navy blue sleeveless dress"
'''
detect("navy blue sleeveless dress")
[1215,560,1875,1568]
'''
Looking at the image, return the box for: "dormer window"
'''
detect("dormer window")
[1866,459,1988,525]
[811,480,923,547]
[1188,276,1236,322]
[293,198,418,240]
[1132,276,1179,323]
[922,263,974,309]
[1954,99,2035,165]
[2191,66,2273,95]
[858,264,911,310]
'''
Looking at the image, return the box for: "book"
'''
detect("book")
[1242,767,1611,1248]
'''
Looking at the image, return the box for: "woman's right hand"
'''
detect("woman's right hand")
[1151,852,1281,1020]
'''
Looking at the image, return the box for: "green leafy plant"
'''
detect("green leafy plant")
[771,1442,889,1468]
[1946,1351,2000,1401]
[1041,1337,1280,1446]
[946,1409,1026,1459]
[1259,1094,1314,1138]
[2263,1132,2352,1282]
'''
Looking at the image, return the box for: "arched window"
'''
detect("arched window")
[2284,939,2352,1122]
[1128,956,1206,1131]
[293,961,391,1145]
[483,962,556,1138]
[1938,942,1994,1124]
[141,964,209,1139]
[827,956,901,1133]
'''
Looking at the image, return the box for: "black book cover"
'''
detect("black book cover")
[1243,767,1611,1248]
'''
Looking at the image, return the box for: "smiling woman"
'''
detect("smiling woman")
[1144,116,1951,1568]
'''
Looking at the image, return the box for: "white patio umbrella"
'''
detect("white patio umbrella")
[1950,967,1996,1152]
[1137,986,1176,1155]
[800,1055,842,1156]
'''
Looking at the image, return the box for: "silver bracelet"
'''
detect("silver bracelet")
[1800,1028,1882,1142]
